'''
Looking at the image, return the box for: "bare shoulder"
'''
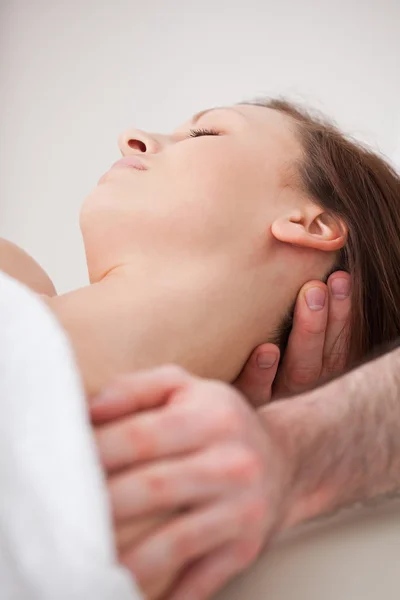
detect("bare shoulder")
[0,238,57,297]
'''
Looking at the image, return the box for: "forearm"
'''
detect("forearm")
[260,346,400,530]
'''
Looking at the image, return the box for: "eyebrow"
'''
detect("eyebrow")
[191,106,245,125]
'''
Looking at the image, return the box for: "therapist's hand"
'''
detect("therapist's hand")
[235,271,351,405]
[92,272,351,599]
[93,367,292,600]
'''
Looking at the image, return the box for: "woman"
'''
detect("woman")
[3,99,398,393]
[1,98,399,598]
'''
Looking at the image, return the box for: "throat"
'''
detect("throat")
[45,261,273,399]
[45,272,225,398]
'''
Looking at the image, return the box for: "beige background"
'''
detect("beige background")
[1,1,400,598]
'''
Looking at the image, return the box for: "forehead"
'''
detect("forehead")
[238,104,300,150]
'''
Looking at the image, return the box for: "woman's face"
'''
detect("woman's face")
[80,103,343,379]
[80,104,307,280]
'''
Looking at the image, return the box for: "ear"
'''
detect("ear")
[271,205,347,252]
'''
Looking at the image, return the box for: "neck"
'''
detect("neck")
[47,259,275,399]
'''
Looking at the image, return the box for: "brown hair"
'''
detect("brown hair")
[252,99,400,368]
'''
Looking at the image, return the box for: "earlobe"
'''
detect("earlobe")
[271,211,347,252]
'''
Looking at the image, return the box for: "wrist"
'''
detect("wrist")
[259,346,400,535]
[258,383,345,531]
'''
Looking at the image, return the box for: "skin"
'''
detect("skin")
[1,102,352,598]
[76,103,349,598]
[93,272,351,600]
[95,338,400,600]
[0,236,351,599]
[47,103,346,398]
[0,239,56,297]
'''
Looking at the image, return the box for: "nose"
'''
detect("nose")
[118,128,168,156]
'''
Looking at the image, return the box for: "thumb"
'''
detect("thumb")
[234,344,280,407]
[90,365,191,424]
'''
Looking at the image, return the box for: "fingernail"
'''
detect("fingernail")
[305,287,326,311]
[330,277,350,299]
[257,352,277,369]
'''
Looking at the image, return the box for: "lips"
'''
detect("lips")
[111,156,147,171]
[98,155,147,184]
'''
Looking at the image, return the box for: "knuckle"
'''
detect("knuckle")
[299,320,326,336]
[145,472,169,497]
[195,381,246,436]
[239,497,266,527]
[213,400,243,435]
[224,446,264,483]
[296,305,327,335]
[124,419,157,461]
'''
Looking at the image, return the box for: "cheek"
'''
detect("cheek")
[178,145,246,201]
[80,143,266,262]
[163,145,258,243]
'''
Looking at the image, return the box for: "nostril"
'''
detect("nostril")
[128,139,147,152]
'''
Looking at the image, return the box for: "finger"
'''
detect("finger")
[110,443,258,519]
[116,514,181,600]
[115,513,172,551]
[90,365,190,424]
[166,539,261,600]
[274,282,328,396]
[234,344,280,407]
[121,499,259,587]
[138,560,177,600]
[95,384,234,469]
[321,271,351,378]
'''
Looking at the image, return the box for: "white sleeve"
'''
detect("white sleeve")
[0,271,142,600]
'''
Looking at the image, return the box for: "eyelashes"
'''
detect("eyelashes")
[188,127,221,138]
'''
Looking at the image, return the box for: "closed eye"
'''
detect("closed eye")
[188,128,221,138]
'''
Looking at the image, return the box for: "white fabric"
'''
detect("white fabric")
[0,271,142,600]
